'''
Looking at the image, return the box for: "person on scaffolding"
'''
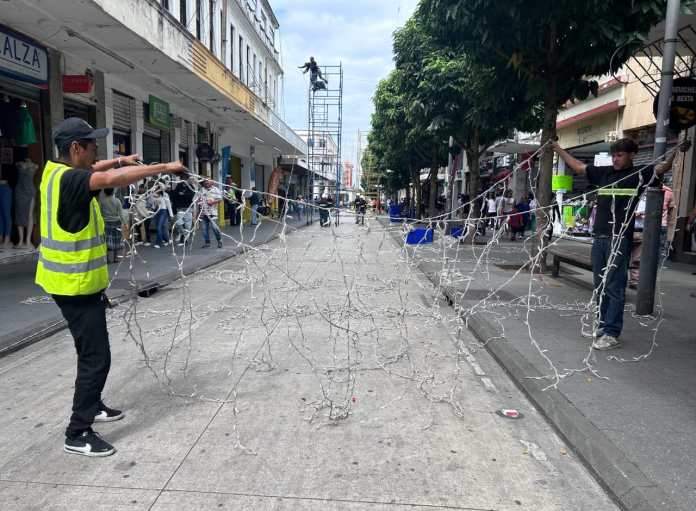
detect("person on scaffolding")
[299,56,327,92]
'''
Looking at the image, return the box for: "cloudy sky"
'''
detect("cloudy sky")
[273,0,419,163]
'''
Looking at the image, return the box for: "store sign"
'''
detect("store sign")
[0,25,48,85]
[62,74,92,93]
[653,77,696,130]
[148,95,170,131]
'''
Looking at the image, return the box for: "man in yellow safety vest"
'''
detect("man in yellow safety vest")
[36,118,186,457]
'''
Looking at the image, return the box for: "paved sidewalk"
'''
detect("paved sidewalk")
[0,222,615,510]
[0,213,314,355]
[389,223,696,511]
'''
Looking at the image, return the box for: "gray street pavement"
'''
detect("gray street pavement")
[0,220,616,510]
[394,224,696,511]
[0,213,313,355]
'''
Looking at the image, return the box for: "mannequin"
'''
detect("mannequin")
[14,154,37,249]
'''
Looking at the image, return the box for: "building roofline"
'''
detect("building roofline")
[261,0,280,29]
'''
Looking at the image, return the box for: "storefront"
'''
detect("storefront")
[112,90,133,158]
[0,24,51,251]
[142,95,171,164]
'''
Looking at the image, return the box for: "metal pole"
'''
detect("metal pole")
[636,0,680,315]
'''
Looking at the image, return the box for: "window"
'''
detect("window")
[209,0,215,54]
[195,0,202,39]
[239,36,244,81]
[246,46,251,86]
[220,10,226,64]
[162,0,170,9]
[179,0,187,25]
[253,54,257,89]
[229,25,235,73]
[261,11,267,33]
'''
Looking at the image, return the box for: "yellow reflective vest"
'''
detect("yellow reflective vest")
[35,161,109,296]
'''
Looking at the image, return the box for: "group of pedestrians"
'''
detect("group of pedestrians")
[478,190,535,241]
[95,175,230,257]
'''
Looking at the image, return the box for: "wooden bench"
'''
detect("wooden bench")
[547,243,593,277]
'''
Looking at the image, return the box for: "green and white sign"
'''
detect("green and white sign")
[148,95,170,131]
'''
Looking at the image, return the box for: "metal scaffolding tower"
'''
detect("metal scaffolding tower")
[305,63,344,224]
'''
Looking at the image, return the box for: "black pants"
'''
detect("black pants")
[53,292,111,439]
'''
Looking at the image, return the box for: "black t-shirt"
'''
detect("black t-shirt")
[172,181,195,210]
[57,168,99,233]
[586,164,656,238]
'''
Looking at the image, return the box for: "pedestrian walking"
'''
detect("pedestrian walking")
[172,176,196,245]
[486,194,497,229]
[35,118,184,457]
[199,179,223,248]
[153,185,173,248]
[249,187,261,225]
[98,188,127,263]
[354,194,367,225]
[553,138,684,350]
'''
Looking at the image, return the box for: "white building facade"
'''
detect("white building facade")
[0,0,306,204]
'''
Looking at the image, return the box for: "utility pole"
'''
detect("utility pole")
[636,0,680,315]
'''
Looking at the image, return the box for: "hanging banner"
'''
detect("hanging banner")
[62,74,92,93]
[0,24,48,85]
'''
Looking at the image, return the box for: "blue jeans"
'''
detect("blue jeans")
[202,215,221,244]
[591,236,630,338]
[251,204,259,225]
[0,183,11,237]
[154,209,170,246]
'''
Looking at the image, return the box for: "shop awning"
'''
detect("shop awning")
[488,140,540,154]
[492,169,512,182]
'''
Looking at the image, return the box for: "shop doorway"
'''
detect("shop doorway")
[0,85,44,251]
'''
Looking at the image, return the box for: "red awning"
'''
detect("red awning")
[492,169,512,182]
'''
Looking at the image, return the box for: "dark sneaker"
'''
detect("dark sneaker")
[64,429,115,457]
[94,404,124,423]
[201,243,211,249]
[217,241,223,248]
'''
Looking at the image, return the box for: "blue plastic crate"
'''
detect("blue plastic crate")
[389,204,402,222]
[406,228,433,245]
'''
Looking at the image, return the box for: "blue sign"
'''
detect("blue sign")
[221,146,231,184]
[0,25,48,85]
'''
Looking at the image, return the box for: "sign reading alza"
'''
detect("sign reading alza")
[0,25,48,84]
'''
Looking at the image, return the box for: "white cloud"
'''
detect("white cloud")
[273,0,419,161]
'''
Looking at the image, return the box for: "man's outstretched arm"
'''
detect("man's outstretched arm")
[89,162,186,191]
[551,142,587,174]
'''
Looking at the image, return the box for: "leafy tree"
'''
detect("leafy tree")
[420,0,667,252]
[393,18,452,218]
[369,69,433,215]
[415,47,540,239]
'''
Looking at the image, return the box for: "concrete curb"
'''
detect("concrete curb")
[379,219,682,511]
[0,220,313,359]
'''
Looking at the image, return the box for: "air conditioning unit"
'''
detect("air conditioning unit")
[605,131,619,143]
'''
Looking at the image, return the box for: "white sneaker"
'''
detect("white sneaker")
[144,242,151,247]
[592,335,621,351]
[153,244,161,249]
[581,329,603,339]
